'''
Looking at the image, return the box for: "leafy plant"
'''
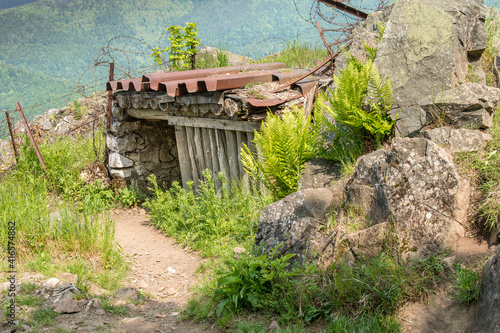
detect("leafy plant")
[214,245,296,316]
[241,106,317,199]
[313,56,395,167]
[70,99,85,120]
[452,264,482,305]
[151,23,201,71]
[118,186,142,207]
[145,170,267,257]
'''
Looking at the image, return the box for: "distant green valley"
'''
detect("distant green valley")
[0,0,323,114]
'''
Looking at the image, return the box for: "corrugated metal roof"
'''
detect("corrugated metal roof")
[107,63,289,96]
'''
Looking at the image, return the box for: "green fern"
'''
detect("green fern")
[241,106,316,200]
[314,56,395,163]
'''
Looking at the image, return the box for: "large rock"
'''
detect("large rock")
[419,83,500,129]
[420,127,493,152]
[345,137,470,259]
[473,247,500,333]
[299,158,341,190]
[255,188,335,265]
[372,0,489,136]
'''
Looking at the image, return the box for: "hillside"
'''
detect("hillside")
[0,0,322,114]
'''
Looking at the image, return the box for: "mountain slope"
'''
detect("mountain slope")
[0,0,320,113]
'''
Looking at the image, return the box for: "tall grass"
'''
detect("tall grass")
[0,134,125,284]
[145,170,269,257]
[254,38,328,69]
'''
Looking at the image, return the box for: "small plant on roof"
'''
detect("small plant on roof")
[151,22,201,71]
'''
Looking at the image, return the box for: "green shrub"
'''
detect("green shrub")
[452,264,482,305]
[241,106,317,200]
[214,245,296,316]
[151,22,200,71]
[118,186,142,207]
[145,170,267,257]
[313,56,395,168]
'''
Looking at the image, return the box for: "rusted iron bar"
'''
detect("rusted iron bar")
[5,111,19,162]
[107,62,114,131]
[317,21,332,56]
[15,102,46,168]
[271,41,352,93]
[318,0,368,20]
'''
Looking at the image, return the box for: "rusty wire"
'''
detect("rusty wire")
[294,0,390,53]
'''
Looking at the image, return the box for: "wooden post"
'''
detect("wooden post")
[5,111,19,162]
[107,62,115,131]
[15,102,46,168]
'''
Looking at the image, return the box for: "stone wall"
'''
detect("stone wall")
[107,104,180,193]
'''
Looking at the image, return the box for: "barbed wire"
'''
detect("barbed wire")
[292,0,389,53]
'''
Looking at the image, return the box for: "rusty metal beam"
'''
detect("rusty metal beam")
[16,102,46,168]
[271,41,351,93]
[5,111,19,162]
[318,0,368,20]
[107,62,114,131]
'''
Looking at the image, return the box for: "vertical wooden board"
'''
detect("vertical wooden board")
[193,126,207,179]
[174,125,192,189]
[236,131,249,189]
[201,128,213,176]
[185,126,200,188]
[216,129,230,184]
[225,130,240,183]
[208,128,222,189]
[247,131,257,157]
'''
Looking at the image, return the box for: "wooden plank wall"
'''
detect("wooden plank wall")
[174,125,255,190]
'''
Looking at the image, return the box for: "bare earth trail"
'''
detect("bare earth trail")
[109,208,217,333]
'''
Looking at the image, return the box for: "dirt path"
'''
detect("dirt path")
[113,208,202,305]
[108,208,217,332]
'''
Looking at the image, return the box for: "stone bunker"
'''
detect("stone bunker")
[106,63,322,192]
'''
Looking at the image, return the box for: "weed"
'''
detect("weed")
[214,245,296,316]
[482,8,500,87]
[196,47,230,69]
[145,170,268,257]
[0,134,126,291]
[254,37,327,69]
[455,110,500,231]
[99,297,128,316]
[31,307,58,327]
[70,99,85,120]
[19,281,39,294]
[118,186,142,207]
[452,264,482,305]
[16,295,44,307]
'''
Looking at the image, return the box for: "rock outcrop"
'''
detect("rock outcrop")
[420,127,492,152]
[473,246,500,333]
[342,0,496,137]
[257,137,471,264]
[419,83,500,130]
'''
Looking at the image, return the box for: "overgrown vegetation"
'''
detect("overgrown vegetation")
[145,170,269,257]
[0,134,127,289]
[314,55,395,171]
[254,38,327,69]
[241,106,316,199]
[185,247,447,331]
[456,110,500,231]
[452,264,483,305]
